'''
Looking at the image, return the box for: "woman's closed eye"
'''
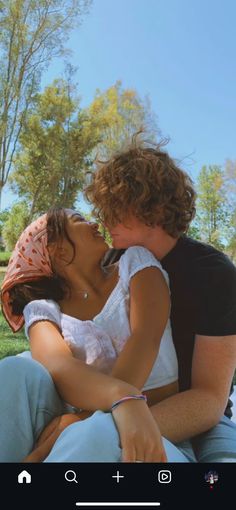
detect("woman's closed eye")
[72,214,85,223]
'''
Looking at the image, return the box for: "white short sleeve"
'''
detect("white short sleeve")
[118,246,169,292]
[23,299,61,339]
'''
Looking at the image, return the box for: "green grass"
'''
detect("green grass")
[0,272,29,359]
[0,312,29,359]
[0,251,11,266]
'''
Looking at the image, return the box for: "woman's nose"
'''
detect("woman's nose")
[89,221,99,230]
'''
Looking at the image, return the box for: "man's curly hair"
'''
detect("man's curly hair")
[85,138,196,238]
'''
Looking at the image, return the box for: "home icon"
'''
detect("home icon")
[18,470,31,484]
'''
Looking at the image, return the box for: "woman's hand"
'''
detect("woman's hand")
[23,412,92,462]
[112,399,167,462]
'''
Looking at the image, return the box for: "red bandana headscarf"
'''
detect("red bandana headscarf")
[1,214,53,332]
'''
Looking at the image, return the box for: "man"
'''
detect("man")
[85,138,236,461]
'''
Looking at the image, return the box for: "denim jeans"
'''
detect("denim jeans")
[0,355,235,463]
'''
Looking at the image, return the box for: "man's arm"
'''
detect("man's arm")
[150,334,236,442]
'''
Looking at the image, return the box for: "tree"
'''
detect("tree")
[0,208,9,249]
[10,77,100,218]
[187,222,201,240]
[0,0,91,207]
[83,81,158,160]
[2,200,30,250]
[10,79,158,218]
[195,165,230,250]
[224,159,236,261]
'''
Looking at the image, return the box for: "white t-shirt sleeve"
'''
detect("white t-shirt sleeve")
[23,299,61,339]
[118,246,170,292]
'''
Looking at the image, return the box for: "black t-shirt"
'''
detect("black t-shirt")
[103,237,236,418]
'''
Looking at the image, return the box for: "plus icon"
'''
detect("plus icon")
[112,470,124,483]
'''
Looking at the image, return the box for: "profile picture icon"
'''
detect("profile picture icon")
[204,470,219,489]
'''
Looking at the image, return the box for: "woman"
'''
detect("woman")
[0,207,193,462]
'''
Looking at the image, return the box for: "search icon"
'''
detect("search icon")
[65,470,78,484]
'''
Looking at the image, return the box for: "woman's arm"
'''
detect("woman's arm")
[29,320,140,411]
[28,321,166,462]
[111,266,172,389]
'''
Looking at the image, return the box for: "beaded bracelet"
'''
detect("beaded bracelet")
[111,394,147,411]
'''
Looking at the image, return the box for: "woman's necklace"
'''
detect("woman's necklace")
[77,290,89,300]
[73,264,118,300]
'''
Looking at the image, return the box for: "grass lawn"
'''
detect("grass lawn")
[0,272,29,359]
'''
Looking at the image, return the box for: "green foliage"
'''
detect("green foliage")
[10,78,101,216]
[187,223,201,240]
[190,163,236,261]
[0,209,9,248]
[0,0,92,204]
[194,165,230,250]
[84,81,158,160]
[0,251,11,265]
[224,160,236,262]
[10,79,158,218]
[2,200,30,250]
[0,210,9,233]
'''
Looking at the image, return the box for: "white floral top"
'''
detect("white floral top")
[23,246,178,391]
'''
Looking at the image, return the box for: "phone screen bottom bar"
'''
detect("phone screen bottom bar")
[75,504,161,507]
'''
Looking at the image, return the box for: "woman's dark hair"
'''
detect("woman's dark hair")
[46,207,76,259]
[9,276,66,315]
[8,207,77,316]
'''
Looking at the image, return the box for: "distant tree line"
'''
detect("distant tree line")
[189,162,236,262]
[1,156,236,264]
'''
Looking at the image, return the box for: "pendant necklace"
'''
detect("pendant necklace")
[74,264,117,300]
[75,290,89,299]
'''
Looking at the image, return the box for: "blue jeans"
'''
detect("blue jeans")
[0,356,234,463]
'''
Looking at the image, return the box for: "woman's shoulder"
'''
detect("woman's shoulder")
[120,245,157,260]
[118,246,169,287]
[23,299,62,338]
[23,299,61,318]
[119,245,159,266]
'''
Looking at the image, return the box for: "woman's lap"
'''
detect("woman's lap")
[44,410,195,463]
[0,355,65,461]
[2,355,234,463]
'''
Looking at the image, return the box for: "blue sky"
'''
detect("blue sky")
[2,0,236,210]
